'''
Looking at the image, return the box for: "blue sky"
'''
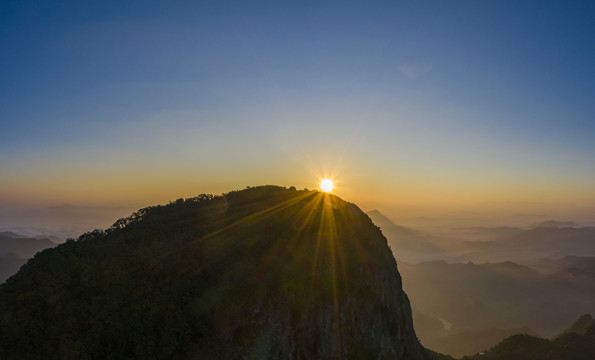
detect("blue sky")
[1,1,594,211]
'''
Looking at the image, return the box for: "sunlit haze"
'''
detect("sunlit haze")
[320,179,334,193]
[1,4,595,358]
[1,1,594,232]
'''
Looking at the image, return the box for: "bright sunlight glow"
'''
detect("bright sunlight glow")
[320,179,334,193]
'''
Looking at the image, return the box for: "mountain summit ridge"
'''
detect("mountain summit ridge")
[0,186,426,359]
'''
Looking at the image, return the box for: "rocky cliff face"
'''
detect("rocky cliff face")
[0,186,424,359]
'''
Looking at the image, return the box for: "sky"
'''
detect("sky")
[1,1,594,223]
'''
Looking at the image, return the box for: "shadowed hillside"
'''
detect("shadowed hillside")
[0,186,425,360]
[462,314,595,360]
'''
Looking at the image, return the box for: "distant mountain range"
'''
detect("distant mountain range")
[405,257,595,357]
[428,326,538,358]
[522,256,595,275]
[532,220,579,228]
[0,231,58,283]
[463,314,595,360]
[366,210,595,345]
[367,210,451,263]
[458,226,525,241]
[399,258,594,340]
[459,226,595,262]
[0,232,56,258]
[365,210,595,357]
[367,210,595,264]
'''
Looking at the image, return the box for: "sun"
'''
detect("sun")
[320,179,334,193]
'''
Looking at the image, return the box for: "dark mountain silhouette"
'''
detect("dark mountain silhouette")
[556,314,595,337]
[0,186,429,360]
[462,314,595,360]
[367,210,449,263]
[0,231,56,258]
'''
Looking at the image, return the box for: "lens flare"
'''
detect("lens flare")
[320,179,334,193]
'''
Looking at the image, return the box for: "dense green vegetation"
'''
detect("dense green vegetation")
[0,186,424,359]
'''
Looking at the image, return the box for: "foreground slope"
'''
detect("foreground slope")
[0,186,423,360]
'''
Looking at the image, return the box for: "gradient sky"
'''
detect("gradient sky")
[1,1,594,216]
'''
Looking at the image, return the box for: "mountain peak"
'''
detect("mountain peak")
[558,314,595,337]
[0,186,425,359]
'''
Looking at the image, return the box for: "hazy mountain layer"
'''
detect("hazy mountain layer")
[532,220,579,228]
[365,211,595,357]
[367,210,450,263]
[522,256,595,275]
[462,314,595,360]
[426,327,538,358]
[459,226,595,263]
[0,231,56,259]
[0,186,425,360]
[400,260,595,339]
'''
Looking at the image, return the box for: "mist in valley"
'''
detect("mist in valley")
[368,208,595,357]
